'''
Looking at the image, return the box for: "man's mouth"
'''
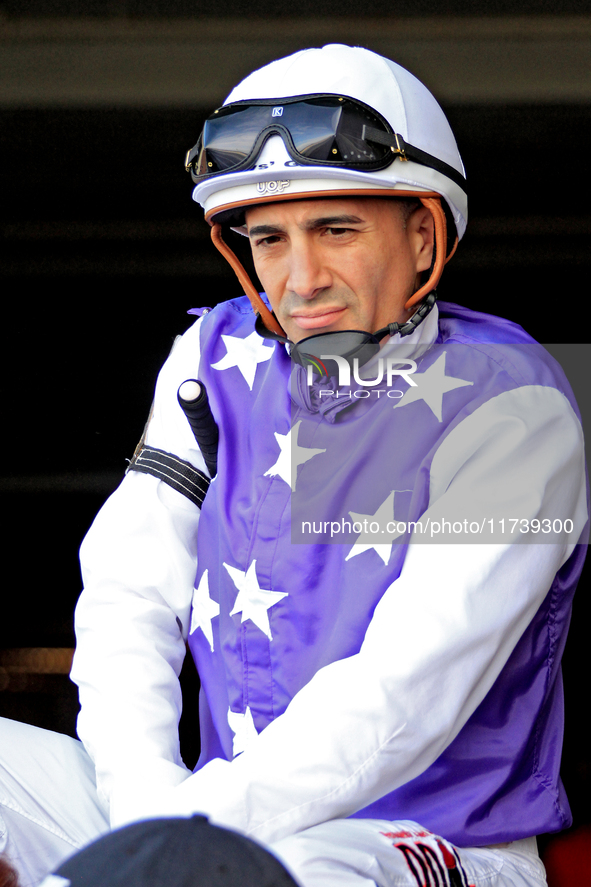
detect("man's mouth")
[289,307,347,331]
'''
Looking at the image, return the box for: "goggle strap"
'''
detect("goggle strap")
[210,224,286,337]
[360,125,467,193]
[404,196,447,310]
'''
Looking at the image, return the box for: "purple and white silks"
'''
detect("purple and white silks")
[187,298,587,846]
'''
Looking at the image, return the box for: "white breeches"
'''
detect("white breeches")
[0,718,547,887]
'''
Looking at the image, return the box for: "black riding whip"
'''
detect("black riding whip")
[177,380,219,479]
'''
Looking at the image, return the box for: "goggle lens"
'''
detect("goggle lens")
[190,96,395,181]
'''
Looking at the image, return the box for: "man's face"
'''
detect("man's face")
[245,197,434,344]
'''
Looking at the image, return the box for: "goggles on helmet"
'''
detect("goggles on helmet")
[185,94,467,194]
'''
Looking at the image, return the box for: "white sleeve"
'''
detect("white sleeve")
[71,317,207,818]
[125,384,587,843]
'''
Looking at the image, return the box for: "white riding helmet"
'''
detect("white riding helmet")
[186,44,467,337]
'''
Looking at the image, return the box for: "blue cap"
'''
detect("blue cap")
[41,817,298,887]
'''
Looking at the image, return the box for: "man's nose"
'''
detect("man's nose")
[286,239,332,299]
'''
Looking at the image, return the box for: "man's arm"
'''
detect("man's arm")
[71,317,206,817]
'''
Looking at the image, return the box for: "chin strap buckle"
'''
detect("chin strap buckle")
[375,290,437,341]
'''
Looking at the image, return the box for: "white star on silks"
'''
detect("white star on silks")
[264,420,326,491]
[211,331,274,390]
[227,706,259,757]
[345,491,404,566]
[189,570,220,652]
[224,560,288,641]
[393,351,473,422]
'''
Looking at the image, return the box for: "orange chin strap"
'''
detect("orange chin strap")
[211,223,285,337]
[210,195,458,338]
[404,196,454,311]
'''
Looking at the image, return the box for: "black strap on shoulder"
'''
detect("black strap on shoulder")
[127,445,210,509]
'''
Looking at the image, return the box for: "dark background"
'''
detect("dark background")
[1,0,590,859]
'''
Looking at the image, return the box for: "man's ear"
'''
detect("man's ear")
[407,206,435,274]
